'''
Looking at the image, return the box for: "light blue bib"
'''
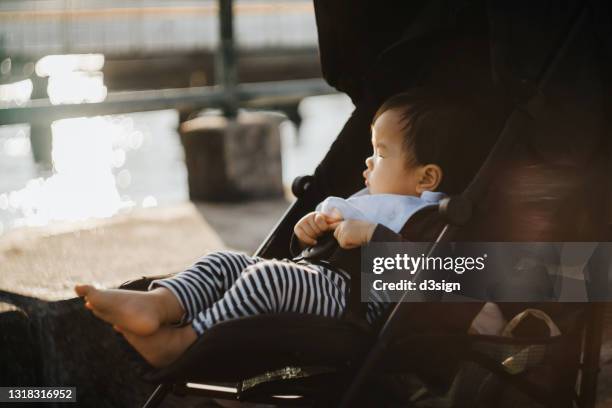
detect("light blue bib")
[316,188,446,233]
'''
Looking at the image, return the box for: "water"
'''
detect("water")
[0,44,354,237]
[0,93,354,236]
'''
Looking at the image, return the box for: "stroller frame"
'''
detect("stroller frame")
[133,3,610,407]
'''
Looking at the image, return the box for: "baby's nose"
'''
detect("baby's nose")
[365,156,373,168]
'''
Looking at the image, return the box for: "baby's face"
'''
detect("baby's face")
[363,109,421,196]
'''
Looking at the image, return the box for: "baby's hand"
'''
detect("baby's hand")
[294,211,340,246]
[330,219,376,249]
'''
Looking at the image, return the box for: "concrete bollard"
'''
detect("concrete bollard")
[179,111,284,201]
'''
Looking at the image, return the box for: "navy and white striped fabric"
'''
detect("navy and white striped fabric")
[148,250,388,336]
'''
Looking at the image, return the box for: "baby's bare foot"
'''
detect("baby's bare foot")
[117,324,198,368]
[74,284,163,336]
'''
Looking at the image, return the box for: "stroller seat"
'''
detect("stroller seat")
[140,313,373,385]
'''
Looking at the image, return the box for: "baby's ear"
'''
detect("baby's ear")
[417,164,443,193]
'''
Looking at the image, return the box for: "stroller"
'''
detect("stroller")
[120,1,612,407]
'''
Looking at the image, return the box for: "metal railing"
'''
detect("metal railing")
[0,78,334,125]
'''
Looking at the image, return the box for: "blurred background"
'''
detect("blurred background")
[0,5,356,403]
[0,0,353,243]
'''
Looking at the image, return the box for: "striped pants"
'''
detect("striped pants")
[148,250,388,336]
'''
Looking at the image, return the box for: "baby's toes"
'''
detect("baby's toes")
[74,284,94,298]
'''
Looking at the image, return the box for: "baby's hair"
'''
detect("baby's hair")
[371,88,501,195]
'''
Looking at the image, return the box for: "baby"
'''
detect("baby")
[75,90,494,368]
[294,93,448,250]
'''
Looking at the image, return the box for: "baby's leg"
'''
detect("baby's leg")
[75,250,262,335]
[117,261,382,368]
[364,287,392,326]
[189,261,349,336]
[147,250,264,326]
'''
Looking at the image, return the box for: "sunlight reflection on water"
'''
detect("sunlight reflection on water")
[0,54,173,231]
[0,79,33,107]
[0,54,353,235]
[38,54,107,105]
[0,109,188,232]
[3,117,142,227]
